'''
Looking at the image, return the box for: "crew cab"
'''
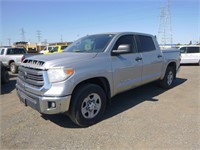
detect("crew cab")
[16,32,180,126]
[0,47,26,73]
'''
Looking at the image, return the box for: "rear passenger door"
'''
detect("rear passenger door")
[111,35,143,94]
[136,35,163,84]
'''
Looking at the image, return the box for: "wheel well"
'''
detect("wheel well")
[167,62,176,77]
[9,60,15,66]
[72,77,111,103]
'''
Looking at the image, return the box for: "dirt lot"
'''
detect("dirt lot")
[0,66,200,149]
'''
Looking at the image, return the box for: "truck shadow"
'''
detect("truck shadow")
[42,77,187,128]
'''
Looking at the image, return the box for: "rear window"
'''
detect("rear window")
[137,35,156,52]
[187,47,200,53]
[7,48,26,55]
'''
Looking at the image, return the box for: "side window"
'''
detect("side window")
[187,47,200,53]
[137,35,156,52]
[180,47,187,53]
[7,49,13,55]
[112,35,137,53]
[0,49,4,55]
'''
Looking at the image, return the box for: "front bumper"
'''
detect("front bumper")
[16,84,71,114]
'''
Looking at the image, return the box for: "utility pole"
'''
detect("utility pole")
[158,6,166,46]
[44,39,48,45]
[61,35,63,42]
[158,0,173,47]
[20,28,26,41]
[165,0,173,45]
[36,30,41,43]
[7,38,11,46]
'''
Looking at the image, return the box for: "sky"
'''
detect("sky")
[0,0,199,46]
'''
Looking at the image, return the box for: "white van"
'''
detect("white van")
[179,45,200,65]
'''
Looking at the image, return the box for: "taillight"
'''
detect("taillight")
[21,55,25,62]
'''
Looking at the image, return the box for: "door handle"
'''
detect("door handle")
[157,55,162,58]
[135,57,142,61]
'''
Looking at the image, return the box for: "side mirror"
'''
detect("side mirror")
[112,44,131,56]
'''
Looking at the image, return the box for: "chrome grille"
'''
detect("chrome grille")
[23,59,45,66]
[18,66,44,88]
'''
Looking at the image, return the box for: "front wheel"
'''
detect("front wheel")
[160,66,175,89]
[69,84,107,127]
[10,62,18,74]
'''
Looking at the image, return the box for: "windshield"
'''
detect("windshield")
[64,34,115,53]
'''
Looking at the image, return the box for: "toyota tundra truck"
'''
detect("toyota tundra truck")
[16,32,180,126]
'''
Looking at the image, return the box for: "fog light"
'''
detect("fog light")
[48,101,56,108]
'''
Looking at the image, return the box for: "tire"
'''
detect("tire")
[69,84,107,127]
[198,60,200,66]
[10,62,18,74]
[160,66,175,89]
[1,68,9,84]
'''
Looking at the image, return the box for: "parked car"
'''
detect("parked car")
[44,45,68,54]
[179,45,200,65]
[0,47,27,73]
[16,32,180,126]
[40,46,56,54]
[1,61,9,84]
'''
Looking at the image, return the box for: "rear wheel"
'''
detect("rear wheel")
[69,84,107,127]
[160,66,175,89]
[10,62,17,74]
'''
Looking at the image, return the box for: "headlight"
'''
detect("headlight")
[47,68,74,83]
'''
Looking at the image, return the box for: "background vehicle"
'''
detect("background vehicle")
[0,47,26,73]
[1,61,9,84]
[45,45,68,54]
[179,45,200,65]
[14,42,38,53]
[40,46,56,54]
[16,32,180,127]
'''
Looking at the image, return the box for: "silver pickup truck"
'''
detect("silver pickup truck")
[0,47,26,73]
[16,32,180,126]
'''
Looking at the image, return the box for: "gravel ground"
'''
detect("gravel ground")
[0,66,200,150]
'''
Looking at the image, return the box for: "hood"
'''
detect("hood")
[22,52,98,69]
